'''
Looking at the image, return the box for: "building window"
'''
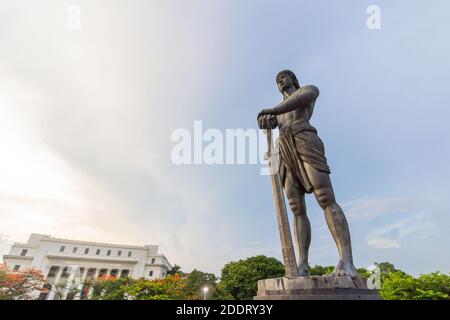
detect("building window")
[128,251,132,257]
[72,247,78,253]
[151,258,156,264]
[38,283,51,300]
[107,250,111,256]
[120,269,129,278]
[149,271,154,277]
[110,269,119,277]
[86,268,96,281]
[117,250,122,257]
[13,265,20,272]
[20,249,28,256]
[60,246,65,252]
[47,266,59,278]
[61,267,69,278]
[99,269,107,277]
[84,248,89,254]
[96,249,101,255]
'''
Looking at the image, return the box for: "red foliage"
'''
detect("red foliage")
[0,263,46,300]
[96,274,117,282]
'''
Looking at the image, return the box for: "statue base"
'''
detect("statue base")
[254,275,381,300]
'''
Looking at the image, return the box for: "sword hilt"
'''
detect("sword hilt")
[264,129,273,160]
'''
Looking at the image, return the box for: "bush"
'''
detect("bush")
[380,271,449,300]
[220,255,284,300]
[89,271,233,300]
[0,263,45,300]
[90,276,133,300]
[309,265,334,276]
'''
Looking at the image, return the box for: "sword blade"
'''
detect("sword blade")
[266,129,298,278]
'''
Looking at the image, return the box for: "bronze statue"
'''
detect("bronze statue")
[257,70,358,277]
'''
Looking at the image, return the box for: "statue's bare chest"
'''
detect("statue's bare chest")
[277,104,314,131]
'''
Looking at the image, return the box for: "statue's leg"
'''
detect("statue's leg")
[303,162,358,278]
[284,173,311,276]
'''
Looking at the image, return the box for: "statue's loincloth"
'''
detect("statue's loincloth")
[277,128,331,194]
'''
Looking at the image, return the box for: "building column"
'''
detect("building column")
[87,286,94,299]
[93,269,100,280]
[47,267,63,300]
[136,256,146,278]
[74,267,89,300]
[61,266,80,300]
[80,267,88,284]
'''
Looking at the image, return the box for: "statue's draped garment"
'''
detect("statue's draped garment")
[277,102,331,194]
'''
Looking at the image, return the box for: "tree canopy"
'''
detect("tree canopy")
[0,263,45,300]
[219,255,285,300]
[1,258,449,300]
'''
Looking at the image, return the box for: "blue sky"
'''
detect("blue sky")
[0,0,449,276]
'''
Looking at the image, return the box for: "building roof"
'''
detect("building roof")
[22,233,159,251]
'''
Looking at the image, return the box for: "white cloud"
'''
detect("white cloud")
[0,88,142,244]
[1,1,449,277]
[366,236,400,249]
[0,234,14,263]
[343,196,413,222]
[0,1,247,275]
[366,210,438,249]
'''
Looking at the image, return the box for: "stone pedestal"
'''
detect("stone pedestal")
[254,275,381,300]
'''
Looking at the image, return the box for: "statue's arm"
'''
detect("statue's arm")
[265,85,319,116]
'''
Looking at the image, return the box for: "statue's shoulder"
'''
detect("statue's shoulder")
[294,85,319,103]
[300,84,320,96]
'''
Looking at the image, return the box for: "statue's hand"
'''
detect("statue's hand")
[257,114,278,129]
[257,108,277,117]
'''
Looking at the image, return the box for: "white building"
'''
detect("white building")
[2,233,172,300]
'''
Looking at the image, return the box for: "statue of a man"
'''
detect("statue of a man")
[257,70,358,277]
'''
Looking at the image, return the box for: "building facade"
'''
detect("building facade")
[2,233,172,300]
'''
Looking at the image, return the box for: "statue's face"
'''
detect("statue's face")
[276,73,295,93]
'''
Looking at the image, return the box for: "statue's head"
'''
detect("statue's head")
[276,69,300,93]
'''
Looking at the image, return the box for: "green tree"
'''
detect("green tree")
[220,255,285,300]
[0,264,45,300]
[380,271,450,300]
[167,264,183,276]
[356,268,371,280]
[181,269,233,300]
[309,265,334,276]
[182,269,216,299]
[90,276,133,300]
[126,274,185,300]
[414,272,450,300]
[374,262,406,278]
[88,271,232,300]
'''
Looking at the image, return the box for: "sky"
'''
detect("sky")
[0,0,449,276]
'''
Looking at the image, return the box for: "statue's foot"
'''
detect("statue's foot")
[334,260,358,278]
[297,262,311,276]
